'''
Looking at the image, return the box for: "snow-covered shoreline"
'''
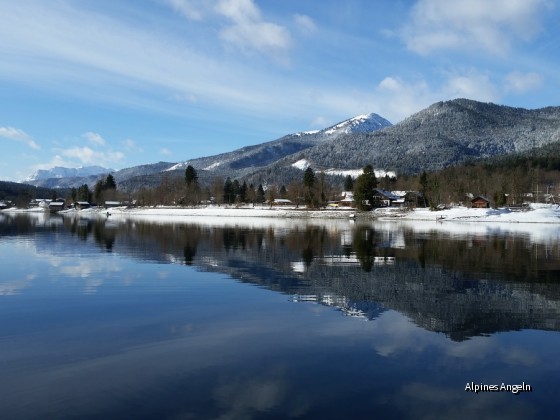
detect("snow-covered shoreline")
[375,203,560,224]
[3,203,560,224]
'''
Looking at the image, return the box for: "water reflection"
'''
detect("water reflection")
[2,213,560,418]
[2,213,560,342]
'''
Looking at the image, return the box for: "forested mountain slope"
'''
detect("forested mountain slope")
[289,99,560,175]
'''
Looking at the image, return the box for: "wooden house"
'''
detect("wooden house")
[471,196,490,208]
[48,201,65,213]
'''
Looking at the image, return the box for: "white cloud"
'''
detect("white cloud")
[374,71,500,122]
[82,131,106,146]
[504,71,544,93]
[160,147,173,156]
[123,138,143,152]
[294,14,317,35]
[375,76,437,122]
[442,72,500,102]
[215,0,293,55]
[402,0,552,55]
[167,0,207,21]
[310,116,328,128]
[60,146,125,166]
[0,126,40,149]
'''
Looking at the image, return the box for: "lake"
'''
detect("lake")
[1,212,560,419]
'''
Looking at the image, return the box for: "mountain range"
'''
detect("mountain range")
[24,99,560,191]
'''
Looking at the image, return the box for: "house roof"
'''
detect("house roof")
[471,196,490,202]
[373,189,400,201]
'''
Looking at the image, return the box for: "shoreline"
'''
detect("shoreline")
[3,203,560,224]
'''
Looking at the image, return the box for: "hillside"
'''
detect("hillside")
[166,113,391,176]
[21,99,560,192]
[284,99,560,175]
[0,180,66,203]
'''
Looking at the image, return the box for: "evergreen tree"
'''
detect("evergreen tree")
[77,184,91,202]
[303,167,315,189]
[353,165,378,210]
[344,175,354,191]
[105,174,116,190]
[223,177,233,204]
[185,165,198,186]
[257,184,265,203]
[240,181,248,203]
[232,179,240,202]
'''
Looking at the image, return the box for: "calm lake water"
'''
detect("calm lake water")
[1,212,560,419]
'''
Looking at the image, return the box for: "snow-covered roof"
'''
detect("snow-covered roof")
[373,189,400,201]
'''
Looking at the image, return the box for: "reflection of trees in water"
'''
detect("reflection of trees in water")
[92,221,115,251]
[302,247,313,269]
[352,226,377,272]
[5,215,560,339]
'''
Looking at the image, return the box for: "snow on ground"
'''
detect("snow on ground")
[4,204,560,244]
[376,203,560,224]
[5,203,560,229]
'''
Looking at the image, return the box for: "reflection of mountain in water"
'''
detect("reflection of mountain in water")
[5,214,560,341]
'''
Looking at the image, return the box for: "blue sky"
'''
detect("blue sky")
[1,0,559,181]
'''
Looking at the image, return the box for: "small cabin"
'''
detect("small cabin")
[104,201,122,209]
[471,196,490,208]
[48,201,65,213]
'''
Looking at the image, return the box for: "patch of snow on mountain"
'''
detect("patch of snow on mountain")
[324,169,363,178]
[165,162,186,171]
[292,159,310,170]
[324,168,397,178]
[204,162,222,170]
[293,130,320,137]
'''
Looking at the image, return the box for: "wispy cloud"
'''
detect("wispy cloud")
[60,146,124,166]
[401,0,552,56]
[167,0,208,21]
[215,0,293,56]
[374,70,500,122]
[160,148,173,156]
[504,71,544,93]
[293,14,317,35]
[122,138,143,152]
[0,126,40,149]
[82,131,106,146]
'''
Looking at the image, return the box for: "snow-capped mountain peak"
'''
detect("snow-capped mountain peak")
[322,113,392,136]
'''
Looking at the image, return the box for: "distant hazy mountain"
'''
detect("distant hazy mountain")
[26,162,174,189]
[25,166,113,182]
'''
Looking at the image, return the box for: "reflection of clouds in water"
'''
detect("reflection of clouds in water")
[501,346,539,367]
[55,260,122,279]
[83,278,104,295]
[157,271,170,280]
[214,377,287,419]
[395,382,535,420]
[120,272,139,286]
[316,310,540,369]
[0,274,36,296]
